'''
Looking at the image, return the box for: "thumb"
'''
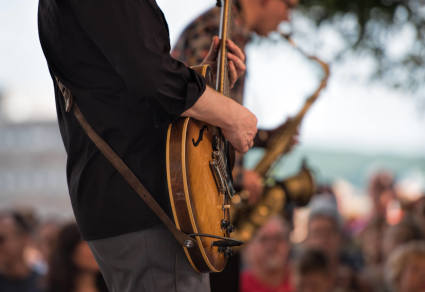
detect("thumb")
[213,36,220,50]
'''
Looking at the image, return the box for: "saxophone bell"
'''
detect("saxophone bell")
[278,160,316,207]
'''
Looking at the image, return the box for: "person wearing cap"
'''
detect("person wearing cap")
[304,194,369,292]
[305,194,343,262]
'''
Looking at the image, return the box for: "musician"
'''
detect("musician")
[173,0,299,204]
[38,0,256,291]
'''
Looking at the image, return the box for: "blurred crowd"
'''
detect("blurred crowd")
[1,169,424,292]
[0,211,107,292]
[240,170,425,292]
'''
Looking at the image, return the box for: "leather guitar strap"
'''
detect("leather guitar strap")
[55,76,194,248]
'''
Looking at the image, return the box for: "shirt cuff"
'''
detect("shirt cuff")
[181,68,206,115]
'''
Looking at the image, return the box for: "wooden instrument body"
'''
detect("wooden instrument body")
[166,65,231,273]
[166,0,235,273]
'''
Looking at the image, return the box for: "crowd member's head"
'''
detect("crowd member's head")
[305,195,373,291]
[241,215,292,291]
[238,0,298,36]
[305,195,342,263]
[242,216,291,288]
[386,241,425,292]
[382,218,423,259]
[0,210,33,276]
[292,248,333,292]
[47,222,107,292]
[245,215,291,274]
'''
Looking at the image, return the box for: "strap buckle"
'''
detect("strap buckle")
[55,76,74,112]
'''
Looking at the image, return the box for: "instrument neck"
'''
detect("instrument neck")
[216,0,232,97]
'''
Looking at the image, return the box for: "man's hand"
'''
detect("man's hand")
[221,102,257,153]
[202,36,246,89]
[183,87,257,153]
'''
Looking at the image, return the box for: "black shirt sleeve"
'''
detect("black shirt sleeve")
[69,0,206,117]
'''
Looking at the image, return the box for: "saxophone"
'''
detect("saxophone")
[254,33,330,178]
[231,34,331,242]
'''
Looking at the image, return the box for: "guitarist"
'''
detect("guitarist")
[38,0,256,291]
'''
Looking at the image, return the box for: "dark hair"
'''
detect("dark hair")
[46,222,108,292]
[295,248,330,276]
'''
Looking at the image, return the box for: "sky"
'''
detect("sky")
[1,0,424,156]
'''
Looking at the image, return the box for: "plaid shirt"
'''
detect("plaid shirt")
[172,4,251,104]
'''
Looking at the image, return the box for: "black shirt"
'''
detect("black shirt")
[38,0,206,240]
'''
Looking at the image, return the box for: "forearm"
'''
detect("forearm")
[182,86,258,153]
[182,86,237,129]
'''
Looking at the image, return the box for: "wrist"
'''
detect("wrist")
[218,97,241,131]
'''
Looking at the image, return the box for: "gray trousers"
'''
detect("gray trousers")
[88,225,210,292]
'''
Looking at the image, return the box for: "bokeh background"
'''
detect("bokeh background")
[0,0,424,221]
